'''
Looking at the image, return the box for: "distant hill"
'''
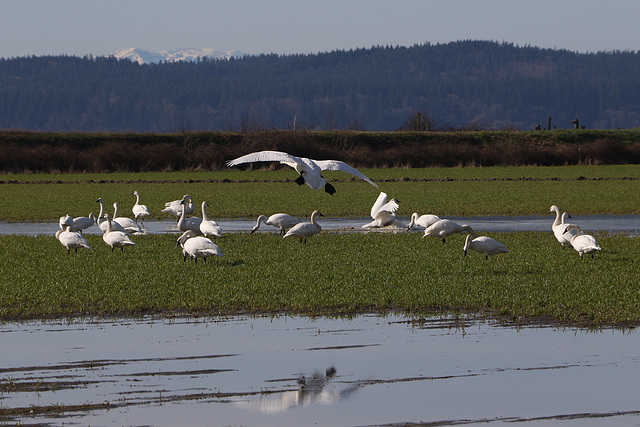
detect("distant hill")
[1,40,639,132]
[111,47,249,65]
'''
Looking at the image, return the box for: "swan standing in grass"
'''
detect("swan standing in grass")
[200,201,222,238]
[55,224,92,254]
[101,213,135,252]
[162,195,195,219]
[95,198,127,233]
[131,190,151,224]
[422,219,477,243]
[362,192,401,228]
[407,213,441,230]
[113,202,144,234]
[178,199,202,233]
[463,235,510,260]
[176,230,223,264]
[283,210,324,243]
[70,215,96,233]
[251,213,301,235]
[549,205,578,249]
[226,150,377,194]
[563,224,601,259]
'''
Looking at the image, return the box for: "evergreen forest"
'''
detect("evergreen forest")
[1,40,640,132]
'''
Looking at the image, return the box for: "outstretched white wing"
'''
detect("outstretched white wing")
[314,160,378,188]
[226,150,303,168]
[369,192,399,218]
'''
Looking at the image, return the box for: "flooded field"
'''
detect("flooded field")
[1,314,639,426]
[2,214,639,235]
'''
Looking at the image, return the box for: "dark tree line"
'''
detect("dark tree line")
[1,40,640,132]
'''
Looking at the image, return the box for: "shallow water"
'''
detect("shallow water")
[1,314,639,426]
[1,214,639,235]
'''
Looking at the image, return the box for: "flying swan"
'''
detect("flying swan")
[226,150,377,194]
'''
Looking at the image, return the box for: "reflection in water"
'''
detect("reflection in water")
[234,367,362,414]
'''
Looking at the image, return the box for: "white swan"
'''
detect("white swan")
[251,213,301,235]
[131,190,151,224]
[55,224,92,254]
[95,198,127,233]
[549,205,578,249]
[563,224,601,259]
[283,210,324,243]
[407,213,441,230]
[200,201,222,238]
[178,199,202,233]
[422,219,477,243]
[113,202,144,234]
[70,215,95,233]
[162,194,194,218]
[101,213,135,252]
[463,235,510,260]
[362,192,401,228]
[226,150,377,194]
[59,214,74,230]
[177,230,224,264]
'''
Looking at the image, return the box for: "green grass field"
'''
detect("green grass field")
[1,165,638,325]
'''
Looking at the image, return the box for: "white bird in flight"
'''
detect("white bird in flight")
[226,150,377,194]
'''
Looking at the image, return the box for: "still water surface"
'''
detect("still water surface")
[1,215,639,235]
[1,314,639,426]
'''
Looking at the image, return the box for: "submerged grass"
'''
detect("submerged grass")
[1,231,638,325]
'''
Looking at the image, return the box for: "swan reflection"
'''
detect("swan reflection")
[235,367,361,413]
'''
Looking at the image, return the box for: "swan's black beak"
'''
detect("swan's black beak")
[295,175,305,186]
[324,183,336,195]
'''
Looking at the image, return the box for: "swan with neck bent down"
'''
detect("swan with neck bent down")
[422,219,477,243]
[283,210,324,243]
[226,150,377,194]
[463,235,510,260]
[251,213,301,235]
[407,213,441,230]
[177,230,224,264]
[563,224,601,259]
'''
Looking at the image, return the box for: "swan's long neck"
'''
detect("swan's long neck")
[408,213,418,228]
[310,211,321,226]
[201,202,209,221]
[113,202,119,218]
[105,216,112,233]
[97,200,104,219]
[551,207,561,227]
[134,192,141,205]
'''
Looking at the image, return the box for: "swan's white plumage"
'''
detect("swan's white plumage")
[549,205,578,249]
[463,235,510,260]
[563,224,601,258]
[177,230,223,264]
[70,215,95,233]
[101,214,135,252]
[177,199,202,233]
[362,192,401,228]
[96,198,127,233]
[59,214,74,230]
[283,210,323,243]
[200,201,222,238]
[407,213,441,230]
[251,213,301,234]
[422,219,477,243]
[113,202,144,234]
[227,150,377,194]
[131,190,150,223]
[55,224,92,254]
[163,195,194,217]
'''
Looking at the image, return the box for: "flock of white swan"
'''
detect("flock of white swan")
[55,150,601,263]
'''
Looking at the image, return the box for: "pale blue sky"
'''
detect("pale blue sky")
[2,0,639,58]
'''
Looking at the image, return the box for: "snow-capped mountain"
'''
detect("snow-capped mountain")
[111,47,249,65]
